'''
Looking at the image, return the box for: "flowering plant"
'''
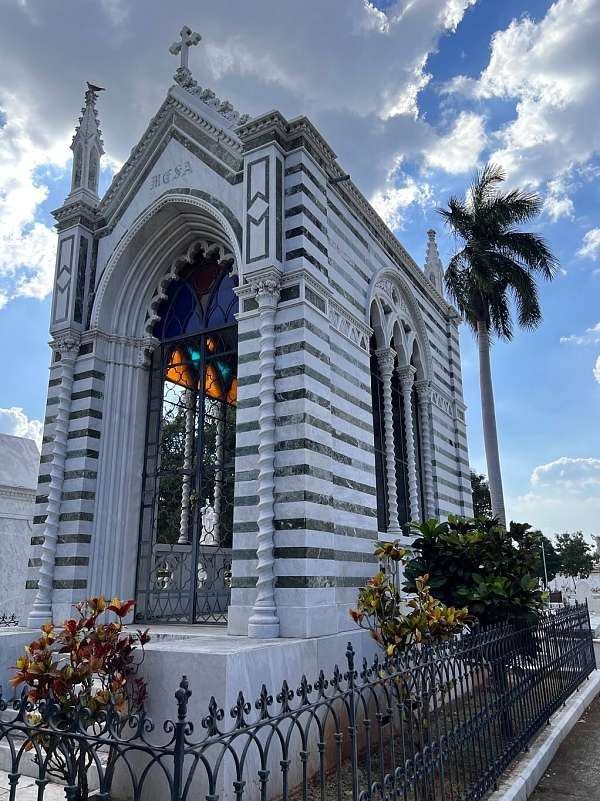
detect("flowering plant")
[11,597,149,799]
[350,541,470,656]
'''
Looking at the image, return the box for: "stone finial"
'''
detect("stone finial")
[67,83,105,203]
[169,27,250,128]
[170,25,201,79]
[424,229,444,296]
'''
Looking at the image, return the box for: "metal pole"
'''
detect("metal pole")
[541,540,549,588]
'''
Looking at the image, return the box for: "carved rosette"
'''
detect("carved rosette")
[397,365,421,524]
[247,275,281,638]
[414,379,435,520]
[28,333,80,626]
[375,348,401,536]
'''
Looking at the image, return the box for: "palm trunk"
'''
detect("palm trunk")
[477,320,506,525]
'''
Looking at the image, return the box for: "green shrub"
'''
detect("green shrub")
[351,541,470,655]
[403,517,547,627]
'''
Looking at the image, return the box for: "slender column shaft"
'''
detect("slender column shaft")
[397,365,420,523]
[375,348,401,536]
[212,402,225,545]
[248,277,281,638]
[178,388,196,545]
[415,380,435,520]
[28,334,80,627]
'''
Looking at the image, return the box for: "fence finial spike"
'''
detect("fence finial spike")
[175,675,192,720]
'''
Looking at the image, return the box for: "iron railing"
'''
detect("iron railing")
[0,604,595,801]
[0,613,19,628]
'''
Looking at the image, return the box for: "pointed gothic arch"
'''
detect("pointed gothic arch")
[90,193,242,338]
[367,269,433,533]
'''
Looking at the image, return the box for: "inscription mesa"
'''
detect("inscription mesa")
[149,161,192,190]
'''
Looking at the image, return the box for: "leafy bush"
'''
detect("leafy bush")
[11,596,149,799]
[403,517,547,627]
[351,541,470,655]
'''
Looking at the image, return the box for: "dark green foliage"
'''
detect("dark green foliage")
[439,163,558,339]
[555,531,596,589]
[470,471,493,520]
[404,517,547,627]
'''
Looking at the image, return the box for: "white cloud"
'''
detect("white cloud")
[0,406,43,447]
[0,0,483,313]
[543,177,575,221]
[531,457,600,492]
[0,94,67,306]
[424,111,486,174]
[445,0,600,197]
[560,322,600,346]
[578,228,600,260]
[508,456,600,535]
[594,355,600,385]
[371,171,434,231]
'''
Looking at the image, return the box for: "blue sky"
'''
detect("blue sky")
[0,0,598,536]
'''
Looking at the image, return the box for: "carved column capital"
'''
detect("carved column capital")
[52,333,81,361]
[250,276,281,309]
[375,347,397,377]
[137,336,160,368]
[397,364,417,390]
[414,379,432,403]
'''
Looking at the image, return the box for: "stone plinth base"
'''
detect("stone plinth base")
[0,628,36,694]
[110,626,378,801]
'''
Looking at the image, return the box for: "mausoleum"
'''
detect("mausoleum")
[25,27,472,641]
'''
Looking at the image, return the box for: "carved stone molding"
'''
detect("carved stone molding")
[432,388,454,419]
[329,299,370,351]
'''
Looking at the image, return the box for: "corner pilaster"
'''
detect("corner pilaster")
[28,333,80,626]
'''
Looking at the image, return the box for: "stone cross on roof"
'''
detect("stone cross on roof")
[169,25,201,71]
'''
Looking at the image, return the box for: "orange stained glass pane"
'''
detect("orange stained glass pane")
[205,362,225,401]
[226,377,237,406]
[165,348,196,389]
[206,336,216,353]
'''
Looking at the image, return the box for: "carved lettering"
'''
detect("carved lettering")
[149,161,192,191]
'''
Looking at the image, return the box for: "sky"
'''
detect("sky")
[0,0,598,538]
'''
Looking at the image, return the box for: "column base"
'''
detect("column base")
[27,604,52,629]
[247,607,280,639]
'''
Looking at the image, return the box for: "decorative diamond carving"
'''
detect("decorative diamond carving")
[247,195,268,223]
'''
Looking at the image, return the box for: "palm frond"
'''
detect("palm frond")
[492,253,543,329]
[469,163,506,210]
[496,231,558,280]
[487,287,513,341]
[438,196,473,240]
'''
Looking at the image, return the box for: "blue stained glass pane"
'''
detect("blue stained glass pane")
[206,272,238,328]
[155,269,237,341]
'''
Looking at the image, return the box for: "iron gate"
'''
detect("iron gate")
[135,252,238,624]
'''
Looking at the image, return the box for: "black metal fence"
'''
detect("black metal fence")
[0,613,19,628]
[0,604,595,801]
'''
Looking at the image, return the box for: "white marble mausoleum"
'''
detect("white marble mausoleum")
[25,28,473,639]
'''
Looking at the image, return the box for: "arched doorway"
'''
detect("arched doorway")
[135,244,238,623]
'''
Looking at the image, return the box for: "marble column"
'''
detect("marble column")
[397,365,420,524]
[415,379,435,520]
[375,348,402,536]
[178,388,197,545]
[211,400,225,546]
[28,333,80,627]
[247,276,281,639]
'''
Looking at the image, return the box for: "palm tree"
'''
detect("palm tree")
[438,164,558,525]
